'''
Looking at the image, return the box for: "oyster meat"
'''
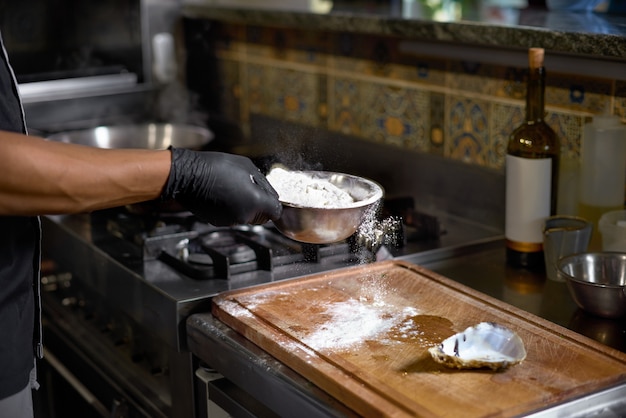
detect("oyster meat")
[428,322,527,370]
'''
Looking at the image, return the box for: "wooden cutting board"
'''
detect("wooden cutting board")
[211,260,626,417]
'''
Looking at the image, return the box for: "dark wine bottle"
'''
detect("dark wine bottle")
[505,48,560,269]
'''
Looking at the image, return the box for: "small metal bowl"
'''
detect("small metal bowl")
[557,252,626,319]
[272,171,384,244]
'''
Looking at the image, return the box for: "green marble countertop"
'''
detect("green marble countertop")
[181,0,626,60]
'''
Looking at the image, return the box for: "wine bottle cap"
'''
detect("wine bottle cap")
[529,48,544,69]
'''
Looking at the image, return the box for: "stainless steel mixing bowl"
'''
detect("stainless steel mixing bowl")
[272,171,384,244]
[557,252,626,318]
[47,123,213,150]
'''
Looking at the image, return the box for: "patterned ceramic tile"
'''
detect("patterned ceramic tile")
[429,92,445,155]
[208,26,623,174]
[494,65,526,101]
[490,102,523,170]
[446,96,490,166]
[490,102,583,168]
[615,80,626,120]
[329,76,362,136]
[358,83,430,151]
[547,112,584,160]
[393,54,448,87]
[546,73,611,114]
[447,60,497,95]
[263,66,322,126]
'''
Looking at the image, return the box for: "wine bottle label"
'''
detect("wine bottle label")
[505,154,552,249]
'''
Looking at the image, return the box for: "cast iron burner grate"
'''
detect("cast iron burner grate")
[93,198,443,281]
[156,226,363,280]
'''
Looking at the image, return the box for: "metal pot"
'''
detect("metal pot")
[47,123,214,214]
[46,123,213,150]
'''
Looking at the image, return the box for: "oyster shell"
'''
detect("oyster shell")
[428,322,526,370]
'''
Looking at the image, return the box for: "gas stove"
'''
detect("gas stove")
[42,199,499,345]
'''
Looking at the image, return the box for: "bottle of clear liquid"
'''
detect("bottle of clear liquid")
[505,48,560,269]
[578,113,626,250]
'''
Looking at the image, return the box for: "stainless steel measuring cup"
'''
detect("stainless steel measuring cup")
[543,215,593,281]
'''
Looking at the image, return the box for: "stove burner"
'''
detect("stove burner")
[101,208,200,246]
[179,231,258,267]
[187,253,213,265]
[158,229,279,280]
[199,232,258,264]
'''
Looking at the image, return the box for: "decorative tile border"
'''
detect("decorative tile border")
[211,23,621,172]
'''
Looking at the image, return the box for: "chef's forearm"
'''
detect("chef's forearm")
[0,130,171,215]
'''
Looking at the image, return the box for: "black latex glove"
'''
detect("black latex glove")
[162,147,282,226]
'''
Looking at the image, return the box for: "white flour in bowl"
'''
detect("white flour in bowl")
[266,167,355,208]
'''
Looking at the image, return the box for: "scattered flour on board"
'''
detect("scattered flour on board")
[301,299,419,351]
[266,167,355,208]
[228,288,421,352]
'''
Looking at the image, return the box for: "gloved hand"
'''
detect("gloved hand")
[162,147,282,226]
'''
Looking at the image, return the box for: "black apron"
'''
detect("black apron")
[0,30,43,399]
